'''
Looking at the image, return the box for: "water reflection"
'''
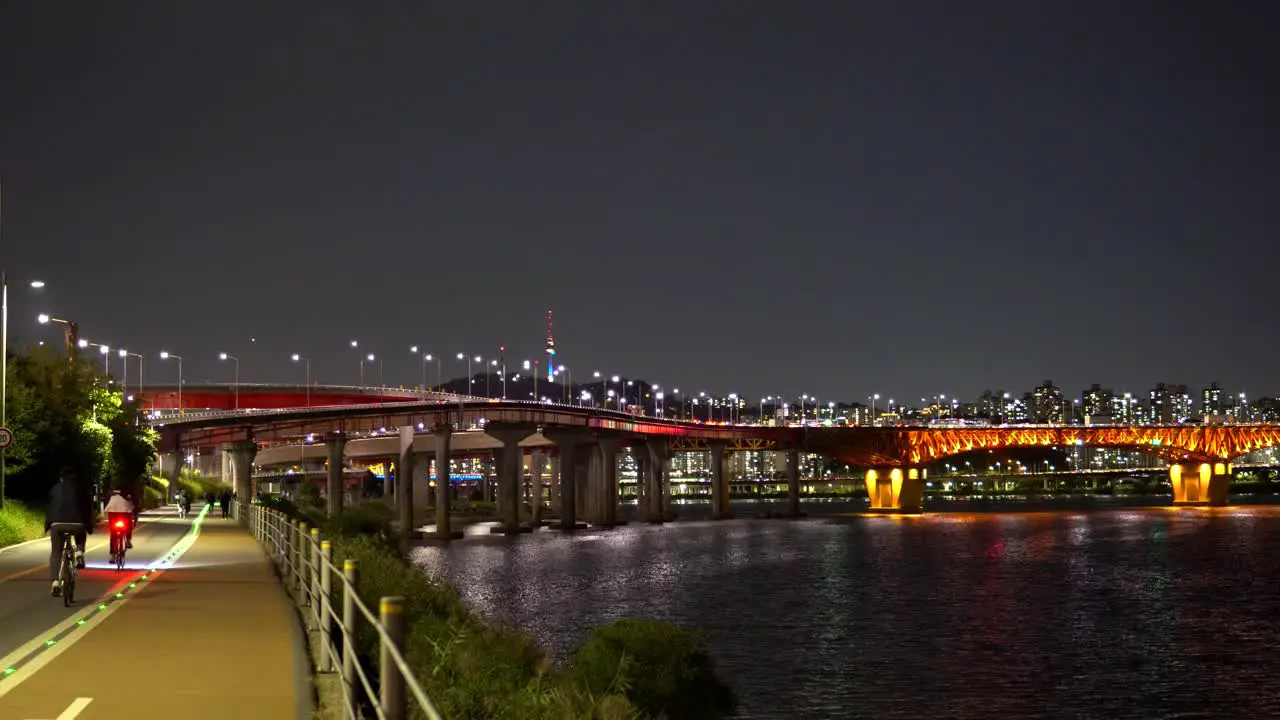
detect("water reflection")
[409,503,1280,719]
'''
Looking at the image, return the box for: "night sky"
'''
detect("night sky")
[2,2,1274,403]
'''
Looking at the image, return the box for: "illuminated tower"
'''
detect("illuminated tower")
[545,308,556,381]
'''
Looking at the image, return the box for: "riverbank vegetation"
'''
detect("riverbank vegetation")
[0,499,45,548]
[261,488,736,720]
[2,346,157,509]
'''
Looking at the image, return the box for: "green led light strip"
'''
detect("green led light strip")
[0,505,210,682]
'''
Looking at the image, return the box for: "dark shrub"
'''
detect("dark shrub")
[565,618,737,720]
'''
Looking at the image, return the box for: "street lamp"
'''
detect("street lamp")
[360,353,378,388]
[290,353,311,406]
[36,312,78,359]
[219,352,240,410]
[2,275,47,508]
[78,339,111,374]
[456,353,481,396]
[121,350,144,404]
[410,347,442,392]
[159,351,184,414]
[524,360,541,400]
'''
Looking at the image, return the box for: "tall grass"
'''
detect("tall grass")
[0,499,46,548]
[258,496,736,720]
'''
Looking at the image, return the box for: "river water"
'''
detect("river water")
[409,498,1280,719]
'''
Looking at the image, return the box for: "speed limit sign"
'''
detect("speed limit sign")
[0,427,12,450]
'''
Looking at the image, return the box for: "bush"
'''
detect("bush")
[268,502,733,719]
[565,619,737,720]
[0,499,46,548]
[177,468,227,502]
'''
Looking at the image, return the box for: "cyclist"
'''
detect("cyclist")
[44,466,93,596]
[105,489,135,550]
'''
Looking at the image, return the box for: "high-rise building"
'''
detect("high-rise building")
[1082,384,1116,424]
[1032,380,1064,423]
[1149,383,1192,424]
[1202,382,1224,417]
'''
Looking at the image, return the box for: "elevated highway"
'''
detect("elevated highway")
[150,399,1280,521]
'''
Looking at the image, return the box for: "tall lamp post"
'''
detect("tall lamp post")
[219,352,240,410]
[121,350,144,404]
[291,353,310,406]
[36,312,77,360]
[78,339,110,374]
[456,353,480,396]
[159,351,183,414]
[2,276,47,508]
[410,347,442,392]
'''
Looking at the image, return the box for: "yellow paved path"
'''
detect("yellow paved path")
[0,518,310,719]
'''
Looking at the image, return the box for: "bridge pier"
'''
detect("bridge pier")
[645,439,673,523]
[487,424,535,535]
[784,450,802,518]
[709,441,733,520]
[586,436,620,527]
[865,467,926,513]
[527,449,545,527]
[430,426,461,540]
[227,441,257,521]
[158,451,182,504]
[396,426,418,542]
[1170,462,1232,506]
[325,434,346,517]
[545,430,592,531]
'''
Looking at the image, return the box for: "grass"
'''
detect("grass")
[0,498,46,549]
[259,495,736,720]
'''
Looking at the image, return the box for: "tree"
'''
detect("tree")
[2,346,157,504]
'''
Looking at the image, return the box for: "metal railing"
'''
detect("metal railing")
[238,501,444,720]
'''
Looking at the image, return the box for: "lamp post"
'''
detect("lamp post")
[159,351,184,414]
[409,347,441,392]
[524,360,540,401]
[291,354,310,406]
[36,311,77,360]
[78,339,110,374]
[2,275,47,508]
[122,350,144,406]
[219,352,240,410]
[456,354,481,396]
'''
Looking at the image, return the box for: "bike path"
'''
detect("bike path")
[0,508,190,659]
[0,514,310,719]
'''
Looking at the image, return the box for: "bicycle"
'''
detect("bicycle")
[109,516,129,571]
[49,523,82,607]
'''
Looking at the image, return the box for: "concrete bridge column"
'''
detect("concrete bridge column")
[785,450,802,518]
[528,450,545,527]
[549,455,562,514]
[397,426,418,543]
[581,448,597,522]
[487,424,535,535]
[632,446,648,520]
[227,441,257,521]
[864,466,926,513]
[709,441,733,520]
[1170,462,1232,506]
[645,439,672,523]
[325,434,346,517]
[595,436,620,527]
[158,451,182,504]
[545,430,591,531]
[431,426,461,540]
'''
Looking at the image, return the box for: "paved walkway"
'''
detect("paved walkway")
[0,510,311,719]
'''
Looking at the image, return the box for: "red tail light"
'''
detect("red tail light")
[114,520,126,529]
